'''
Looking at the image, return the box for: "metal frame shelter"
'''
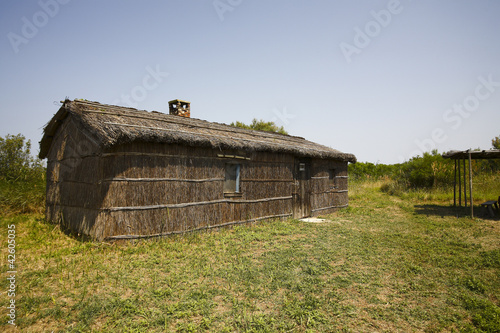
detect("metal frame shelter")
[442,149,500,218]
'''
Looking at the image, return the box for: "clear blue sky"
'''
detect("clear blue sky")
[1,0,499,164]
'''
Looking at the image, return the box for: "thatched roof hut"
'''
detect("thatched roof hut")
[40,99,356,240]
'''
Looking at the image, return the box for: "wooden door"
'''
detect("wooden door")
[292,159,311,218]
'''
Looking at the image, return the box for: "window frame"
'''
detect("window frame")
[328,168,337,189]
[224,163,241,196]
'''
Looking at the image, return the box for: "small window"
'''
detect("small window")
[329,169,337,188]
[224,163,241,193]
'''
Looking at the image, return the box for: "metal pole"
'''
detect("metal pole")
[469,150,473,218]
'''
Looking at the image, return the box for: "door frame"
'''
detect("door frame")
[292,158,311,218]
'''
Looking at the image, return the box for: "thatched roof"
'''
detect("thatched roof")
[39,99,356,162]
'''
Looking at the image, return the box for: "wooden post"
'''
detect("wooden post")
[463,158,467,208]
[458,157,462,206]
[469,150,473,218]
[453,159,457,207]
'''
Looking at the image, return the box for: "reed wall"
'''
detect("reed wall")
[95,143,295,240]
[309,158,349,216]
[45,129,350,241]
[45,118,103,236]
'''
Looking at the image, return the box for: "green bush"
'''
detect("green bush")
[398,151,454,189]
[349,162,398,181]
[351,148,500,196]
[0,134,46,214]
[349,151,453,189]
[0,134,45,181]
[230,119,288,135]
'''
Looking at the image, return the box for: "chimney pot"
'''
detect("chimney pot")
[168,99,190,118]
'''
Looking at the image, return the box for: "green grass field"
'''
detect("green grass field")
[1,181,499,332]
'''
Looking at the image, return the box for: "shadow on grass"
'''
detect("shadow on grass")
[414,204,500,220]
[35,217,96,243]
[60,226,95,243]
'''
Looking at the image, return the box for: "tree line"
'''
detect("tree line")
[350,135,500,190]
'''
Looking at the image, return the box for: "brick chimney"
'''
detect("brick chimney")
[168,99,190,118]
